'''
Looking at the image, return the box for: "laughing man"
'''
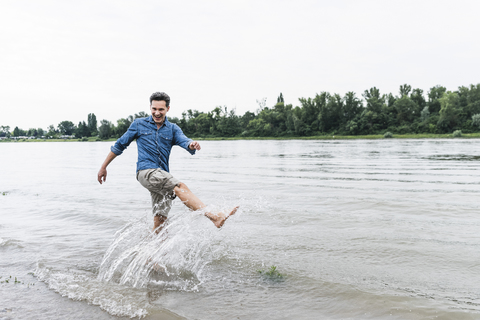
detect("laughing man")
[97,92,237,232]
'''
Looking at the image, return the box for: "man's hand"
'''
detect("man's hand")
[97,151,117,184]
[189,141,201,151]
[98,167,107,184]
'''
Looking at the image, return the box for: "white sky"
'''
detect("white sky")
[1,0,479,130]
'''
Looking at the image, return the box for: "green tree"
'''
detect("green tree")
[241,111,256,128]
[193,113,213,135]
[420,106,430,122]
[247,118,271,136]
[87,113,97,136]
[27,128,38,137]
[13,126,20,137]
[363,87,385,114]
[76,121,89,138]
[311,92,343,133]
[324,93,344,132]
[272,101,287,132]
[135,111,148,119]
[292,107,307,135]
[427,85,447,114]
[298,96,319,132]
[343,92,363,123]
[458,84,480,121]
[284,104,295,134]
[277,92,284,103]
[399,84,412,97]
[394,95,417,124]
[345,119,359,135]
[57,121,76,135]
[12,127,26,136]
[216,107,241,137]
[410,88,426,114]
[255,101,288,136]
[98,120,113,139]
[115,116,133,137]
[47,124,57,137]
[360,87,388,133]
[472,114,480,128]
[437,91,460,132]
[0,125,11,137]
[180,109,202,135]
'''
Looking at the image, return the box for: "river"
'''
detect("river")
[1,139,480,319]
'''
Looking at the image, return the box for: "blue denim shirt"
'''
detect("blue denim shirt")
[111,116,195,172]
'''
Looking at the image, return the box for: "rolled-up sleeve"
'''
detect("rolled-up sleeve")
[172,124,195,155]
[111,120,138,155]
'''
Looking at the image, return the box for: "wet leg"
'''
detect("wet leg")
[174,182,238,228]
[153,215,167,234]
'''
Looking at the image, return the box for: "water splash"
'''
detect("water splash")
[32,196,253,318]
[97,205,237,291]
[35,262,150,318]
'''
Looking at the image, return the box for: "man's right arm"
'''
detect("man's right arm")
[98,120,138,184]
[98,151,117,184]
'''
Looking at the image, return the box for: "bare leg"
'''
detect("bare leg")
[149,215,168,271]
[174,182,238,228]
[153,215,167,234]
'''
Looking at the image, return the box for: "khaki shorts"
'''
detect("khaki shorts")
[136,169,181,217]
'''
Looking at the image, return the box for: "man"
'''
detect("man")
[97,92,237,233]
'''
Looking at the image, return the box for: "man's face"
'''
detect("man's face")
[150,100,170,125]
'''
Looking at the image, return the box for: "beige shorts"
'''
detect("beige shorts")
[136,169,181,217]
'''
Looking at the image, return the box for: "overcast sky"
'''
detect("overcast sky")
[1,0,479,130]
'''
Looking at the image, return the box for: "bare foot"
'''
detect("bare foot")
[207,206,239,228]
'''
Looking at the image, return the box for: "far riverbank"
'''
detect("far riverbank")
[2,132,480,143]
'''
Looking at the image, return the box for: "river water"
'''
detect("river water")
[1,139,480,320]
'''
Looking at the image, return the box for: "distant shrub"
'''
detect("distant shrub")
[420,106,430,122]
[383,132,393,138]
[452,130,462,137]
[96,138,102,141]
[81,137,89,142]
[396,125,411,134]
[472,114,480,128]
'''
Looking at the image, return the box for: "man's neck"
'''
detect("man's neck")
[154,116,166,129]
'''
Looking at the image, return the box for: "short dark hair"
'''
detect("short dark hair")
[150,92,170,106]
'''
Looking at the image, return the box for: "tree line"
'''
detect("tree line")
[2,83,480,140]
[0,112,147,140]
[172,83,480,138]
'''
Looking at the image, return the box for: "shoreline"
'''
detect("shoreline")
[2,132,480,143]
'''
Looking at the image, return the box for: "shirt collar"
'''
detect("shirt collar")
[146,115,155,124]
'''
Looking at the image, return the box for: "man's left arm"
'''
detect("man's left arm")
[172,124,199,154]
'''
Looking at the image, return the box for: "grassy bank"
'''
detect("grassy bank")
[0,137,108,143]
[189,132,480,140]
[2,132,480,143]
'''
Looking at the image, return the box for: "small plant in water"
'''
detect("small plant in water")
[258,265,284,279]
[452,130,462,138]
[1,275,29,285]
[383,132,393,138]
